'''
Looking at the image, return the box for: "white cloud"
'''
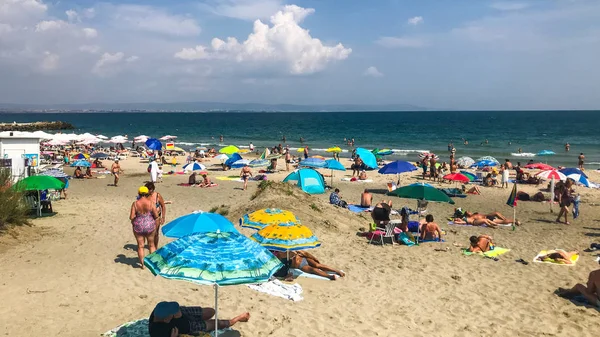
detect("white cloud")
[65,9,79,22]
[364,66,383,77]
[92,52,124,76]
[407,16,423,25]
[175,5,351,74]
[79,45,100,53]
[490,2,530,11]
[111,5,201,36]
[40,51,58,72]
[126,55,139,63]
[0,0,48,25]
[204,0,283,20]
[0,23,13,35]
[82,27,97,38]
[35,20,68,32]
[376,36,427,48]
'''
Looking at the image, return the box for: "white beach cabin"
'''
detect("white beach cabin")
[0,132,42,182]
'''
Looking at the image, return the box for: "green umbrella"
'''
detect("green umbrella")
[387,183,455,204]
[219,145,240,155]
[15,175,65,191]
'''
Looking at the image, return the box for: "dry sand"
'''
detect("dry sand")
[1,155,599,337]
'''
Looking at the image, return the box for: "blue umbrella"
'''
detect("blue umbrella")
[355,148,378,169]
[471,160,497,168]
[161,211,237,238]
[324,159,346,171]
[299,157,327,168]
[537,150,555,156]
[378,160,417,174]
[70,160,90,167]
[559,168,588,178]
[182,162,206,172]
[566,173,590,187]
[90,152,109,159]
[145,230,282,337]
[249,159,269,168]
[145,138,162,151]
[39,169,70,178]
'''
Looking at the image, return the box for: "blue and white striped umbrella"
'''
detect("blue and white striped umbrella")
[567,173,591,187]
[70,160,91,167]
[39,169,70,178]
[299,157,326,168]
[182,162,206,172]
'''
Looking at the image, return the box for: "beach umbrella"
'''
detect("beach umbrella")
[231,159,250,168]
[377,149,393,156]
[311,155,326,160]
[219,145,240,155]
[182,162,206,172]
[71,153,89,160]
[70,160,91,167]
[471,160,497,168]
[456,157,475,167]
[524,163,554,170]
[378,160,416,175]
[324,159,346,185]
[160,135,177,140]
[161,211,237,238]
[248,159,269,168]
[96,135,108,139]
[326,147,342,153]
[266,154,282,160]
[559,168,588,178]
[537,150,556,156]
[144,231,282,337]
[443,173,470,183]
[240,208,300,230]
[15,175,65,191]
[90,152,109,159]
[296,148,305,153]
[48,139,69,146]
[476,156,499,164]
[536,169,567,181]
[355,148,378,169]
[251,222,321,251]
[299,157,326,168]
[388,183,455,204]
[459,171,477,181]
[145,138,162,151]
[566,173,590,187]
[134,135,148,140]
[39,169,70,179]
[214,154,229,161]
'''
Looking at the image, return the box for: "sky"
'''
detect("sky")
[1,0,599,110]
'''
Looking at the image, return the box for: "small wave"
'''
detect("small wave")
[511,153,536,157]
[310,148,348,153]
[176,142,197,146]
[586,162,600,165]
[392,149,430,154]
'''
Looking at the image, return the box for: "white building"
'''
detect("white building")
[0,132,42,181]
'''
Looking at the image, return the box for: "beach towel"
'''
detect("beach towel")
[177,183,219,187]
[447,221,512,227]
[440,188,467,198]
[340,178,373,182]
[102,318,223,337]
[462,247,511,257]
[246,279,303,301]
[533,249,579,266]
[348,204,371,213]
[290,268,343,281]
[216,176,244,182]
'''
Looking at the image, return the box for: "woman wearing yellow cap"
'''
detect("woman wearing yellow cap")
[129,186,159,269]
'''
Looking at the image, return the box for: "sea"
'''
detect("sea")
[1,110,599,168]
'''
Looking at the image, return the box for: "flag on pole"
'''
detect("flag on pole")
[506,183,518,207]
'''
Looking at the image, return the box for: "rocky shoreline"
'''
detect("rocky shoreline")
[0,121,75,131]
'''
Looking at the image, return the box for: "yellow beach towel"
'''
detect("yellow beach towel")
[533,249,579,266]
[462,247,510,257]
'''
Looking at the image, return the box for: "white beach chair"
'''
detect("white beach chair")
[368,222,396,246]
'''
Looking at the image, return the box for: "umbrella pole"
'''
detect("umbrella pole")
[331,169,333,187]
[513,204,517,232]
[415,201,420,245]
[214,283,219,337]
[38,190,41,217]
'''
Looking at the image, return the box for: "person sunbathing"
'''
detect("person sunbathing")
[198,174,212,187]
[453,216,499,228]
[360,189,372,207]
[555,268,600,308]
[276,250,345,281]
[468,235,495,252]
[464,211,521,226]
[462,185,481,195]
[358,170,368,180]
[74,166,85,179]
[420,214,442,241]
[536,250,579,264]
[84,167,93,179]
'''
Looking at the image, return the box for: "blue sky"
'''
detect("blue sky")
[0,0,599,109]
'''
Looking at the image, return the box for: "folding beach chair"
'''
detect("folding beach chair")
[368,222,396,246]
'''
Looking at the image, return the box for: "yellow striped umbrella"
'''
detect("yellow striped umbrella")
[240,208,300,230]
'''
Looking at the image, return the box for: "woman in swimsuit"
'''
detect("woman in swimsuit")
[537,250,578,264]
[282,251,344,281]
[130,186,159,269]
[468,235,494,252]
[145,182,166,248]
[240,164,252,191]
[556,179,574,225]
[453,216,499,229]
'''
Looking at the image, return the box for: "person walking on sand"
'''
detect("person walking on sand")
[556,179,575,225]
[149,301,250,337]
[111,159,122,187]
[130,186,158,269]
[578,153,585,170]
[501,163,510,189]
[240,164,252,191]
[145,182,166,248]
[285,149,291,171]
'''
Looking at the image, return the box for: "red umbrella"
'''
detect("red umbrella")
[443,173,470,183]
[524,163,554,170]
[536,170,566,181]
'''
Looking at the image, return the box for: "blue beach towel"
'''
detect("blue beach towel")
[348,204,370,213]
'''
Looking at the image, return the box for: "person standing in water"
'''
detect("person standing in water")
[565,143,570,152]
[578,153,585,170]
[219,135,224,143]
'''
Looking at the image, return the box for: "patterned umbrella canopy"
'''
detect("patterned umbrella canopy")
[536,169,567,181]
[567,173,590,187]
[251,222,321,251]
[240,208,300,230]
[456,157,475,167]
[144,231,282,286]
[248,159,269,168]
[182,162,207,172]
[161,211,237,238]
[39,169,70,179]
[459,171,477,181]
[476,156,499,163]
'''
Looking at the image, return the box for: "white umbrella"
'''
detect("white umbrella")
[96,135,108,139]
[567,173,590,187]
[77,137,100,145]
[476,156,499,164]
[214,154,229,161]
[134,135,149,140]
[76,132,96,141]
[48,139,69,146]
[160,135,177,140]
[183,162,207,172]
[456,156,475,167]
[537,170,567,181]
[31,131,54,139]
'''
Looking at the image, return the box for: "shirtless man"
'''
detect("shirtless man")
[565,143,570,152]
[285,149,291,171]
[420,214,442,241]
[352,156,363,177]
[240,164,252,191]
[279,250,345,281]
[111,159,121,187]
[360,189,372,207]
[578,153,585,170]
[556,268,600,308]
[429,155,437,181]
[465,211,521,226]
[468,235,494,252]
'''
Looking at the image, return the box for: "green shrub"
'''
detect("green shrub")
[0,169,30,229]
[251,180,273,200]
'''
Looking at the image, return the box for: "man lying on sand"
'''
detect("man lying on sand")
[468,235,495,253]
[454,211,521,227]
[149,301,250,337]
[536,250,579,264]
[274,250,345,281]
[556,268,600,308]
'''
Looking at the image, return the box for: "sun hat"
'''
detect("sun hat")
[153,301,180,319]
[138,186,149,195]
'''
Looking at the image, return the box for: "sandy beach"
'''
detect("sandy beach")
[1,154,599,337]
